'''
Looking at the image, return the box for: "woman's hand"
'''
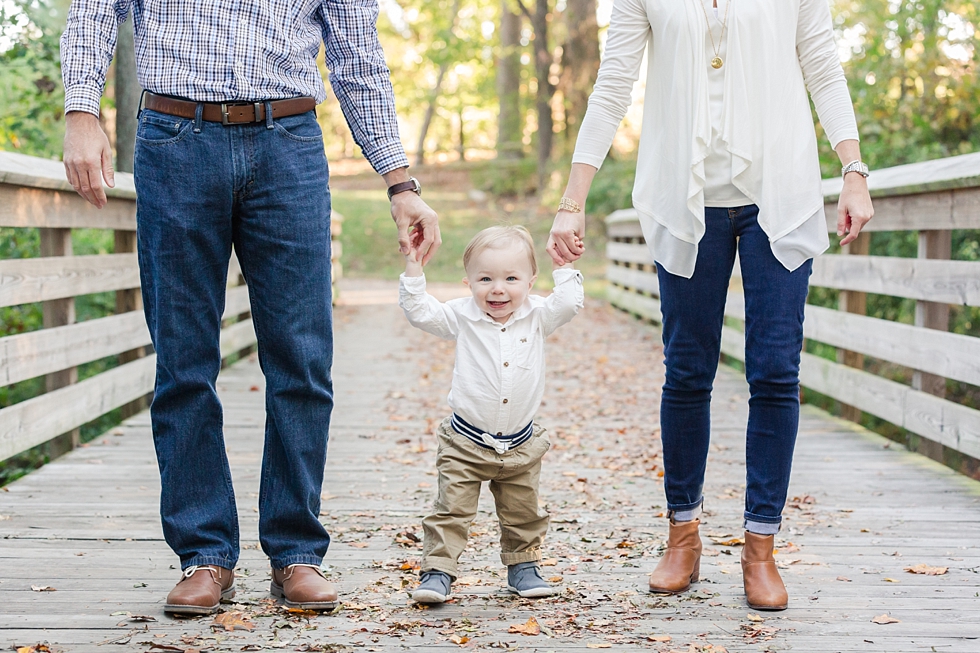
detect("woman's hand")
[547,210,586,266]
[837,172,874,246]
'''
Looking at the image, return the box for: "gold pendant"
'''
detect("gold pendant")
[711,56,724,69]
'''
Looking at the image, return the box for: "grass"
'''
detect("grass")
[330,186,609,297]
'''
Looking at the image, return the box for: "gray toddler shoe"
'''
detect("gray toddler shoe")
[507,562,559,598]
[412,570,452,603]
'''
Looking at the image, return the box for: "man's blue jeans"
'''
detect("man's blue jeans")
[134,107,333,570]
[657,205,812,535]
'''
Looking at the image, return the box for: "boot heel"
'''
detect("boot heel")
[690,559,701,584]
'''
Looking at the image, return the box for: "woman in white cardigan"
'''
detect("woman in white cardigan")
[548,0,874,610]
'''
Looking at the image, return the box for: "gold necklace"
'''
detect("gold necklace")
[695,0,731,69]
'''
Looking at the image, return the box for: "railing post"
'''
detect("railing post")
[39,227,80,454]
[910,229,952,459]
[836,231,870,423]
[115,230,147,418]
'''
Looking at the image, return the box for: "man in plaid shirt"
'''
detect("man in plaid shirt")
[61,0,440,615]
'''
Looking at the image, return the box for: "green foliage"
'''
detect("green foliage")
[584,158,636,216]
[471,159,539,197]
[0,0,66,158]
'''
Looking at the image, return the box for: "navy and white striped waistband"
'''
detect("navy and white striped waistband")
[451,414,534,454]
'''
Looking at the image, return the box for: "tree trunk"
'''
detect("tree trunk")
[496,0,524,160]
[559,0,599,148]
[415,0,462,166]
[115,13,140,174]
[531,0,554,187]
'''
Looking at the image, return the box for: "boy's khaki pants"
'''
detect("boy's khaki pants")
[421,417,551,579]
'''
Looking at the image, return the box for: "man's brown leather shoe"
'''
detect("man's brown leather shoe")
[741,531,788,610]
[648,518,702,594]
[164,565,236,615]
[271,564,338,610]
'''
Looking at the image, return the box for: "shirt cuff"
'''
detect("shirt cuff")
[399,272,427,293]
[552,268,584,285]
[64,84,103,117]
[363,139,410,176]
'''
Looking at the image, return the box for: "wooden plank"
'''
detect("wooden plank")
[810,254,980,306]
[912,230,952,398]
[606,284,661,323]
[803,305,980,387]
[223,285,251,319]
[822,187,980,232]
[606,241,655,266]
[604,209,645,239]
[821,150,980,201]
[0,311,151,387]
[0,254,140,308]
[0,356,156,461]
[798,351,980,459]
[219,319,257,358]
[0,150,136,198]
[0,184,135,230]
[606,264,658,296]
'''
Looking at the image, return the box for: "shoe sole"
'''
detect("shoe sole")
[747,600,788,611]
[506,585,558,598]
[270,582,338,611]
[411,589,448,603]
[164,586,236,615]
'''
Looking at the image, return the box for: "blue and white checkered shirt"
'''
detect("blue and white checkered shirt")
[61,0,409,174]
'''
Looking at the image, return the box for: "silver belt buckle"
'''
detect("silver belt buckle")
[220,103,231,126]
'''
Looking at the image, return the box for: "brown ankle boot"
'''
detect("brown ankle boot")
[741,531,788,610]
[164,565,236,615]
[648,519,702,594]
[271,564,339,611]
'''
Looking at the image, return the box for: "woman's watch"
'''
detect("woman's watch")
[841,160,869,179]
[387,177,422,200]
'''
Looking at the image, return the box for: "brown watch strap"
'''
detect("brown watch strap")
[143,92,316,124]
[387,178,421,200]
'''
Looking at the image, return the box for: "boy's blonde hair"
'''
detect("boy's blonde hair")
[463,225,538,276]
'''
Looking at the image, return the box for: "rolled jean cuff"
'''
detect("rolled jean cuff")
[500,548,542,566]
[421,557,458,581]
[668,497,704,523]
[270,554,323,570]
[181,555,237,571]
[744,511,781,536]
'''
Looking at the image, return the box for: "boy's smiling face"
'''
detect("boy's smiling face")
[463,243,537,324]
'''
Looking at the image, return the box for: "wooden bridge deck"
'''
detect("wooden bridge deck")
[2,280,979,652]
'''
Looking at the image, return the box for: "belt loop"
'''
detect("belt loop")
[264,100,274,129]
[193,103,204,134]
[136,89,147,120]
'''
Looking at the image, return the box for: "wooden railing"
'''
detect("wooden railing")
[605,152,980,461]
[0,151,342,463]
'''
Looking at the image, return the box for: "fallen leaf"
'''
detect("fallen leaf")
[541,558,558,566]
[836,576,852,582]
[586,644,612,649]
[883,578,900,583]
[646,635,671,642]
[349,542,370,548]
[547,576,563,583]
[746,614,765,622]
[508,616,541,636]
[249,385,260,392]
[455,576,482,586]
[449,634,469,645]
[871,614,900,625]
[30,585,56,592]
[904,564,948,576]
[709,536,744,547]
[212,611,254,632]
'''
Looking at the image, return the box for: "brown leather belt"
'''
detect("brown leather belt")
[143,92,316,125]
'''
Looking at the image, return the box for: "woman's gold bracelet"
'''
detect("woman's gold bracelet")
[558,197,583,213]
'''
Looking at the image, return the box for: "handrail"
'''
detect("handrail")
[605,152,980,463]
[0,151,342,463]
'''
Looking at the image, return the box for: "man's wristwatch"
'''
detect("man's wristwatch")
[841,160,869,179]
[387,177,422,200]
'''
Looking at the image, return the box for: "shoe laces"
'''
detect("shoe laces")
[282,563,324,580]
[181,565,219,581]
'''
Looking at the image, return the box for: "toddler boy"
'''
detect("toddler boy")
[399,225,583,603]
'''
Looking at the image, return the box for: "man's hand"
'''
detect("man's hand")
[63,111,115,208]
[547,210,586,266]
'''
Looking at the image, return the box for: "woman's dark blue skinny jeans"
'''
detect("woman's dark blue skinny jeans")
[657,205,812,535]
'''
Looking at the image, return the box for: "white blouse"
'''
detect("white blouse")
[573,0,859,278]
[398,269,584,437]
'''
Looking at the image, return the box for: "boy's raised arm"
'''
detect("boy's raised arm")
[399,255,459,340]
[542,266,585,336]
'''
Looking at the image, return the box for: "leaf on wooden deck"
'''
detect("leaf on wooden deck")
[871,614,901,625]
[349,542,370,548]
[708,536,744,547]
[883,577,900,583]
[30,585,56,592]
[211,611,254,632]
[508,616,541,635]
[904,563,948,576]
[16,645,53,653]
[646,634,671,642]
[585,644,612,649]
[449,634,469,645]
[746,613,765,622]
[836,576,852,582]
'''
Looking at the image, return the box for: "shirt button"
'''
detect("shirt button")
[497,432,503,436]
[501,328,506,332]
[502,398,508,404]
[503,362,509,367]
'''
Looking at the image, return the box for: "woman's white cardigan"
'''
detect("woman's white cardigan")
[573,0,859,278]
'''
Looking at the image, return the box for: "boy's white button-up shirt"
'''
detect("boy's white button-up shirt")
[399,268,584,437]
